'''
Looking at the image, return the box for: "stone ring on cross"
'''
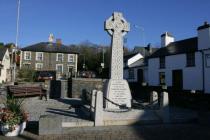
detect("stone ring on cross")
[105,12,130,36]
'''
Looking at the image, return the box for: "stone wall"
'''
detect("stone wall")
[71,78,107,98]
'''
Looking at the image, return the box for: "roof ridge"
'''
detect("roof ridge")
[168,37,197,46]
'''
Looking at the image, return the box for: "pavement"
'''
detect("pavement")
[1,91,210,139]
[0,123,210,140]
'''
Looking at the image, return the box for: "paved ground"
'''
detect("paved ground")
[1,89,210,140]
[0,123,210,140]
[22,97,84,121]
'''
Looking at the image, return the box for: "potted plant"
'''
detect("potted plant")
[0,96,28,136]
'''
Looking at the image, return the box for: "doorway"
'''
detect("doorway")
[172,70,183,91]
[137,69,143,84]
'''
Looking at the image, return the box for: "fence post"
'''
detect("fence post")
[150,91,158,107]
[94,91,104,126]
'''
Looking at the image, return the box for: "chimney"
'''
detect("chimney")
[56,39,62,46]
[161,32,174,47]
[146,43,153,54]
[197,21,210,50]
[48,34,54,43]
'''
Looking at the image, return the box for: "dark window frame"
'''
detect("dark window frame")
[159,56,165,69]
[205,54,210,68]
[159,72,165,85]
[186,53,195,67]
[128,69,135,79]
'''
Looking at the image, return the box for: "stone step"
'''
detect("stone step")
[62,120,94,127]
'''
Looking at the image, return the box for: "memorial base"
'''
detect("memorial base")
[105,79,132,109]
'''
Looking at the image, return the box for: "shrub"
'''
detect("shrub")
[18,68,36,82]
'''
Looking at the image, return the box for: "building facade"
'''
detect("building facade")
[124,45,158,84]
[148,22,210,94]
[0,47,11,83]
[20,40,78,79]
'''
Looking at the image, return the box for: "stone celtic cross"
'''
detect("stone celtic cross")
[105,12,130,79]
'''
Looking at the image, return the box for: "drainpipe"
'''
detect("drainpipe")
[200,51,205,93]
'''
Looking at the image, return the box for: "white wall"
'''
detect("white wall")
[124,67,148,83]
[0,49,10,83]
[148,58,159,85]
[204,50,210,93]
[148,53,203,91]
[198,28,210,50]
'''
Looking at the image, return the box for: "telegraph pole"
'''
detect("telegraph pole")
[13,0,21,83]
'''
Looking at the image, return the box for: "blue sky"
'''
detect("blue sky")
[0,0,210,49]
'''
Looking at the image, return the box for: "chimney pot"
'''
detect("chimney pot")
[56,39,62,46]
[204,21,208,25]
[48,34,54,43]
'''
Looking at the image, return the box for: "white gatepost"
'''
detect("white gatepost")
[91,90,97,112]
[94,91,104,126]
[159,91,170,123]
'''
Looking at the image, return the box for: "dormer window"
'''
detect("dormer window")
[186,53,195,67]
[24,51,31,60]
[56,53,63,62]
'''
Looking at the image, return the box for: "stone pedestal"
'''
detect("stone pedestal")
[159,91,170,123]
[94,91,104,126]
[60,80,68,98]
[105,79,131,109]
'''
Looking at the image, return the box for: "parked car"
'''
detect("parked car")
[79,71,96,78]
[35,71,55,81]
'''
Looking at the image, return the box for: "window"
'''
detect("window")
[206,54,210,67]
[24,51,31,60]
[35,63,43,70]
[36,52,43,61]
[159,72,165,85]
[68,54,74,62]
[56,64,63,73]
[186,53,195,67]
[159,56,165,69]
[56,53,63,62]
[128,69,134,79]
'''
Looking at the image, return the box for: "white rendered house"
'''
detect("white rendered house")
[0,47,11,83]
[148,22,210,94]
[124,45,158,84]
[124,52,145,83]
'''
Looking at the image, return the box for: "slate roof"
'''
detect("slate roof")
[149,37,198,58]
[133,46,159,57]
[0,47,7,61]
[21,42,79,54]
[124,53,138,62]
